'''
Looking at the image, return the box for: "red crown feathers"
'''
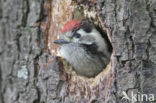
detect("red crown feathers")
[62,20,81,33]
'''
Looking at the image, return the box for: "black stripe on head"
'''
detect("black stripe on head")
[82,43,98,55]
[81,43,104,56]
[81,43,107,61]
[81,21,93,33]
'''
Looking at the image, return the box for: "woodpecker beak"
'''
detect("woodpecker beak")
[54,39,69,44]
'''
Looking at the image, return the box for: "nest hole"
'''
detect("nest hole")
[61,23,113,82]
[57,21,114,101]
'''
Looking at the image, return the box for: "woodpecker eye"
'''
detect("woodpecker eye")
[74,33,81,38]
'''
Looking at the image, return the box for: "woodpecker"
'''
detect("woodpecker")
[54,20,111,77]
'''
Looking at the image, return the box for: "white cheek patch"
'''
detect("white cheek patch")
[77,29,107,52]
[72,38,79,42]
[89,29,107,51]
[77,29,86,36]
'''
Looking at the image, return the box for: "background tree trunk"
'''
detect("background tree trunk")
[0,0,156,103]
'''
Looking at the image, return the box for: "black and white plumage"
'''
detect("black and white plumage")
[54,20,111,77]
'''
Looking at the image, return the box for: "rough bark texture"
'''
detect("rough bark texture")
[0,0,156,103]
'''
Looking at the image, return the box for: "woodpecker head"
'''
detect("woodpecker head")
[54,20,108,52]
[54,20,112,77]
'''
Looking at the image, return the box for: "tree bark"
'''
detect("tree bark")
[0,0,156,103]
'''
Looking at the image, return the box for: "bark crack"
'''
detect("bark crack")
[21,0,30,27]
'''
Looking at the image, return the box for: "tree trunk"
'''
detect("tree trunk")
[0,0,156,103]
